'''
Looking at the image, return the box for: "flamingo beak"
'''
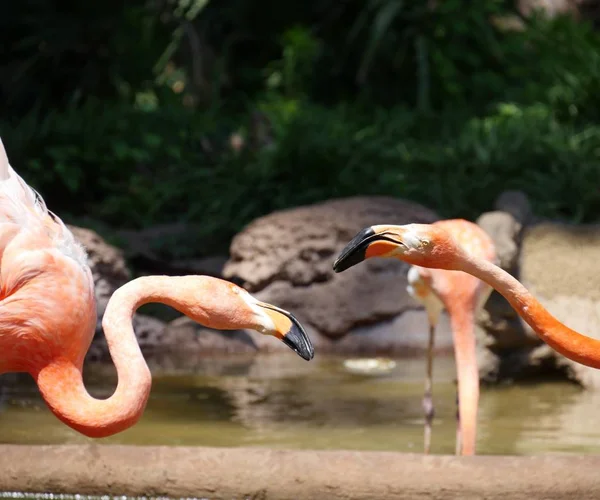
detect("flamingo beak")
[333,226,404,272]
[257,303,315,361]
[333,227,376,272]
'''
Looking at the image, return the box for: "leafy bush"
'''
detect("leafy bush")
[3,96,599,257]
[3,2,600,257]
[252,98,600,222]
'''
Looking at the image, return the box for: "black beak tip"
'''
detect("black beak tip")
[332,257,349,273]
[282,319,315,361]
[333,226,375,273]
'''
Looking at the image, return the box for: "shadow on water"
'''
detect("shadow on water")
[0,353,597,455]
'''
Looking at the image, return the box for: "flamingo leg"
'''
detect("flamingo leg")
[423,321,436,454]
[455,392,461,455]
[449,306,479,456]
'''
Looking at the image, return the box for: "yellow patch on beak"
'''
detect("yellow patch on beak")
[255,302,315,361]
[365,240,399,258]
[263,308,293,340]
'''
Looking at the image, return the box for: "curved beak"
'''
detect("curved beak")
[333,227,377,272]
[334,226,405,273]
[257,303,315,361]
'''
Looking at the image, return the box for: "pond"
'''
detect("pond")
[0,353,598,455]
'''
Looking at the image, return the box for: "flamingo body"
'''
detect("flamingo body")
[0,138,314,437]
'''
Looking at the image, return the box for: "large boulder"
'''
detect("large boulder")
[69,224,289,363]
[475,194,600,388]
[67,225,168,362]
[210,196,452,355]
[67,225,131,331]
[68,192,600,390]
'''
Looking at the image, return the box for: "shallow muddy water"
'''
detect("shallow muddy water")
[0,354,598,455]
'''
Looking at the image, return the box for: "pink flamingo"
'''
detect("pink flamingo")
[405,220,496,455]
[0,139,314,438]
[333,221,600,454]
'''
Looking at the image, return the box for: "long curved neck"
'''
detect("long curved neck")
[458,256,600,369]
[35,276,181,438]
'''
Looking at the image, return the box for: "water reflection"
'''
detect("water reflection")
[0,355,598,455]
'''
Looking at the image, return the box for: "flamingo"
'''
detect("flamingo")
[0,138,314,438]
[405,220,496,456]
[334,221,600,452]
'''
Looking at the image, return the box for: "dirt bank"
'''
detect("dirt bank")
[0,445,599,499]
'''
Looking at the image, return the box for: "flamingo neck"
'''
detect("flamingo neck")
[34,276,185,438]
[458,256,600,369]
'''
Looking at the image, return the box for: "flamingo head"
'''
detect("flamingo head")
[185,277,315,361]
[333,223,462,273]
[248,298,315,361]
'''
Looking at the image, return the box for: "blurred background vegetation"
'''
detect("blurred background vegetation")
[1,0,600,257]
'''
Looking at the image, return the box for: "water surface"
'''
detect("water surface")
[0,354,598,455]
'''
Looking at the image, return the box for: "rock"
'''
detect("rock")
[494,190,532,226]
[477,291,538,352]
[475,202,600,387]
[162,316,260,354]
[476,211,522,271]
[223,196,441,343]
[516,222,600,386]
[68,225,130,331]
[71,224,259,362]
[68,225,168,361]
[73,198,451,362]
[70,192,600,391]
[474,191,543,383]
[87,314,168,363]
[163,309,457,359]
[316,310,454,356]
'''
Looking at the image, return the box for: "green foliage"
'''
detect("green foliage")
[3,1,600,256]
[3,97,600,256]
[1,2,161,112]
[252,99,600,223]
[265,27,322,98]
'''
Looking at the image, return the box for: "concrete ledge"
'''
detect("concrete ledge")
[1,445,600,499]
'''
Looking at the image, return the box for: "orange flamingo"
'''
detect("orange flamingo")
[334,221,600,452]
[405,220,496,455]
[0,139,314,438]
